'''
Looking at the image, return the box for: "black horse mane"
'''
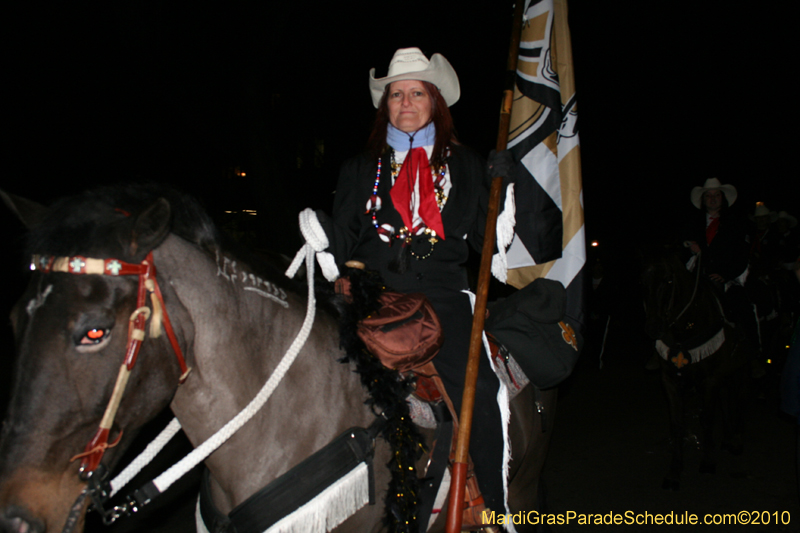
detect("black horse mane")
[22,183,304,295]
[25,183,219,258]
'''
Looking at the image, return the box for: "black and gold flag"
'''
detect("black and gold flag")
[501,0,585,327]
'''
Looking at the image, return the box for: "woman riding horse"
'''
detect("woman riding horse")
[309,47,506,513]
[642,248,750,489]
[685,178,756,356]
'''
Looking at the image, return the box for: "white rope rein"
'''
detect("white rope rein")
[151,245,318,493]
[672,249,702,326]
[109,417,182,497]
[107,210,329,497]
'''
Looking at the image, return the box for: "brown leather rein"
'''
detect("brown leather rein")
[30,251,191,478]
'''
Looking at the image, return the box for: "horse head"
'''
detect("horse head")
[0,187,200,533]
[641,248,696,341]
[642,245,726,345]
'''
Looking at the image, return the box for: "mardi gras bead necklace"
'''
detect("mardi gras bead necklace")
[367,150,447,259]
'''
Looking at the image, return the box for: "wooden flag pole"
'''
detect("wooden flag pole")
[445,1,525,532]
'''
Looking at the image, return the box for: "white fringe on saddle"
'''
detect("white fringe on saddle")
[655,327,726,364]
[267,462,369,533]
[195,462,371,533]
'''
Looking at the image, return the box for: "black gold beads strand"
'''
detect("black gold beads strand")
[335,268,423,532]
[408,230,437,260]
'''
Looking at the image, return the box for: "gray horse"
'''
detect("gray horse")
[0,185,554,533]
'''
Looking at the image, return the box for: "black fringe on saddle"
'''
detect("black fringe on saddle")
[320,267,425,533]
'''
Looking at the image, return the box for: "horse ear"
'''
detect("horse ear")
[132,197,172,254]
[0,189,48,229]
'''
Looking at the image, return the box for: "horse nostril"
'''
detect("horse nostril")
[14,517,29,533]
[1,516,25,533]
[1,508,45,533]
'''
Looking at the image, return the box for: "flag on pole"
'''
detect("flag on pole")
[499,0,585,328]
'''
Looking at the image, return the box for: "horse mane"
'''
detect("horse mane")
[22,183,310,298]
[24,183,219,258]
[641,243,689,275]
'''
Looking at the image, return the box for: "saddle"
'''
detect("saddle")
[335,274,443,373]
[335,264,503,531]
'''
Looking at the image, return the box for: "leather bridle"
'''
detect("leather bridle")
[30,251,191,478]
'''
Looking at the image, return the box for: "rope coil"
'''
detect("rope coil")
[287,208,339,282]
[492,183,516,283]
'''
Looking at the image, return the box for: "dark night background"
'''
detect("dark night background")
[1,2,799,531]
[4,2,797,252]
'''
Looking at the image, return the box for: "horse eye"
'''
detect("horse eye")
[80,328,109,345]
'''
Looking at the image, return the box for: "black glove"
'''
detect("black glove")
[487,149,515,180]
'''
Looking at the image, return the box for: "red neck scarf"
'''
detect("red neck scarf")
[389,147,445,239]
[706,215,720,245]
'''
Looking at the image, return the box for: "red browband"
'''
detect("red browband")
[31,251,191,477]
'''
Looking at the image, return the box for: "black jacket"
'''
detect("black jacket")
[329,145,489,293]
[688,211,749,283]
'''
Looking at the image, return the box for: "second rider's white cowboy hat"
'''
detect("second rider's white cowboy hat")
[748,203,779,222]
[690,178,738,209]
[369,47,460,108]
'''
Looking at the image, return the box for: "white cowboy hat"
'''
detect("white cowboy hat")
[690,177,738,209]
[748,203,778,222]
[777,211,798,228]
[369,47,460,108]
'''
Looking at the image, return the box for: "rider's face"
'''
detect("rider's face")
[387,80,432,133]
[703,190,723,214]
